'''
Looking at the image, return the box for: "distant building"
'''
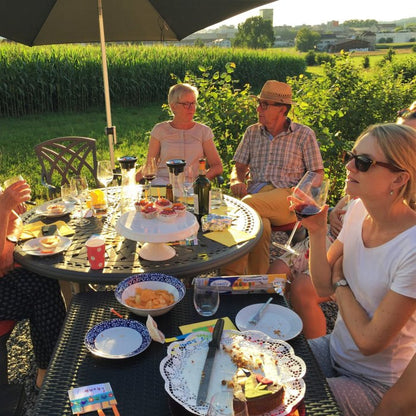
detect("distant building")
[329,39,373,53]
[259,9,273,23]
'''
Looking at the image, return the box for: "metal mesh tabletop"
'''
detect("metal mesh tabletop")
[34,291,341,415]
[14,192,262,284]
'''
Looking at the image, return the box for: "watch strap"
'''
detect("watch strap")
[333,279,349,291]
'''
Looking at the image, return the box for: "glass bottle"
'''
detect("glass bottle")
[166,183,174,202]
[193,158,211,223]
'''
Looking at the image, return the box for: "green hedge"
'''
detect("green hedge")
[0,43,306,117]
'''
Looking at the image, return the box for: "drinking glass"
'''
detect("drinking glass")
[183,165,196,210]
[97,160,113,197]
[142,158,158,199]
[4,174,24,188]
[193,281,219,317]
[207,391,248,416]
[273,171,329,255]
[70,175,90,225]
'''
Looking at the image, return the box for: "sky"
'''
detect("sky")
[209,0,415,28]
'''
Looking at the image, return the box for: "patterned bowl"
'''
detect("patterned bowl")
[115,273,186,317]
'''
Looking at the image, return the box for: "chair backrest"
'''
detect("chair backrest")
[35,136,99,198]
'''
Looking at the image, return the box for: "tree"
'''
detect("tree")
[232,16,275,49]
[295,27,320,52]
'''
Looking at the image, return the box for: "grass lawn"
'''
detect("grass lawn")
[0,103,165,200]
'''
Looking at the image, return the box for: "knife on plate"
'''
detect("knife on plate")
[196,318,225,405]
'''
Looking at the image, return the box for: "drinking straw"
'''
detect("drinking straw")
[110,308,123,318]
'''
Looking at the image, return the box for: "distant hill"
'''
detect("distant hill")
[380,17,416,25]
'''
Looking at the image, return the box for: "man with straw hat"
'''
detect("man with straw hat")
[222,80,324,276]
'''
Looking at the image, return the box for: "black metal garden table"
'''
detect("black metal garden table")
[14,190,262,286]
[33,290,341,415]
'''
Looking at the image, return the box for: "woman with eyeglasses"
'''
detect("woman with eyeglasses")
[299,123,416,416]
[135,83,223,185]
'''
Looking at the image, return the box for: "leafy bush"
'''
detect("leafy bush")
[363,56,370,69]
[288,52,415,203]
[305,51,316,66]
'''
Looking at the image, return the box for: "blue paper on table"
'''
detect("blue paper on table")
[68,382,117,414]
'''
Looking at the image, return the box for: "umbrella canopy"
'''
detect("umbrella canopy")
[0,0,275,166]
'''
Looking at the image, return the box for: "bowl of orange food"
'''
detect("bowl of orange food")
[115,273,186,317]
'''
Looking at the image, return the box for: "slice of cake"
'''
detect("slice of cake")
[231,369,284,415]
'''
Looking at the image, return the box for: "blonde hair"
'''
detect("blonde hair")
[168,83,198,105]
[355,123,416,209]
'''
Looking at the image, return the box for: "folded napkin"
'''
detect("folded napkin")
[179,317,237,335]
[211,205,238,216]
[21,220,75,240]
[204,227,256,247]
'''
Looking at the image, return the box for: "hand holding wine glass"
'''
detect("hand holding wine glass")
[273,171,329,255]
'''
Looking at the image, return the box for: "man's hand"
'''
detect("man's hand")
[230,181,248,199]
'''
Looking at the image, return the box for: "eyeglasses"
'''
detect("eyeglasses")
[342,151,403,172]
[397,108,416,119]
[176,101,197,109]
[257,100,284,111]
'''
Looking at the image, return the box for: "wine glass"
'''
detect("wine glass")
[272,171,329,255]
[70,175,89,225]
[142,158,158,199]
[183,165,196,210]
[97,160,113,198]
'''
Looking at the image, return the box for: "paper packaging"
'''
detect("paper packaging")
[86,235,106,269]
[193,274,286,294]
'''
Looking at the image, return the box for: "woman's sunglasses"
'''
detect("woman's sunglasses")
[342,151,403,172]
[397,108,416,119]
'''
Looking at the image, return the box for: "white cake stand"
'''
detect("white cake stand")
[115,211,199,261]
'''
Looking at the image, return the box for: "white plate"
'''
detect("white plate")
[84,319,151,359]
[235,304,303,341]
[160,330,306,416]
[21,236,72,256]
[36,201,75,217]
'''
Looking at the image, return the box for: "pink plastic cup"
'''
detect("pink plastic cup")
[86,236,106,270]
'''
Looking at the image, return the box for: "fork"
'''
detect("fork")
[248,297,273,325]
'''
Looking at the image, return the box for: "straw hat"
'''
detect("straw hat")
[256,80,296,105]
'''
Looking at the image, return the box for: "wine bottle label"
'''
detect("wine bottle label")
[194,194,199,214]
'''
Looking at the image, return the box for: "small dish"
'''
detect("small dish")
[21,236,72,256]
[36,201,74,217]
[84,319,151,359]
[235,304,303,341]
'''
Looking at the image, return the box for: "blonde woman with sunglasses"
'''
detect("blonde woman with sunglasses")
[299,123,416,416]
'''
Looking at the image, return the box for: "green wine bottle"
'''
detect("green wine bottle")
[193,158,211,222]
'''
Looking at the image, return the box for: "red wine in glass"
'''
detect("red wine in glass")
[272,171,329,255]
[295,204,321,220]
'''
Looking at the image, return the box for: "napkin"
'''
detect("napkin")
[203,227,256,247]
[20,220,75,240]
[179,317,236,335]
[211,205,238,216]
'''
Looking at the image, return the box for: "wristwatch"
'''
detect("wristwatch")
[333,279,349,291]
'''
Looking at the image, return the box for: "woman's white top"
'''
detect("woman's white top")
[335,198,416,386]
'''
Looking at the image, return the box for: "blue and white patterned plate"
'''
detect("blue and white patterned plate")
[84,319,151,359]
[115,273,186,317]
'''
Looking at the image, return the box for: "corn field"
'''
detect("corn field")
[0,43,306,117]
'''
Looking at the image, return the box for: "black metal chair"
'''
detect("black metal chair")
[34,136,99,199]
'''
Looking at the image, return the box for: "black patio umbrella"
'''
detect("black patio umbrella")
[0,0,275,167]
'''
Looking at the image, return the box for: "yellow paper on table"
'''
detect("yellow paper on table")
[204,227,256,247]
[211,205,238,216]
[179,317,236,335]
[20,220,75,240]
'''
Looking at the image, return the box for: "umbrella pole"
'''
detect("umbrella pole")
[98,0,116,169]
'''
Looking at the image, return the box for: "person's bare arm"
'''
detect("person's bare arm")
[373,354,416,415]
[203,140,223,181]
[332,257,416,355]
[229,162,249,198]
